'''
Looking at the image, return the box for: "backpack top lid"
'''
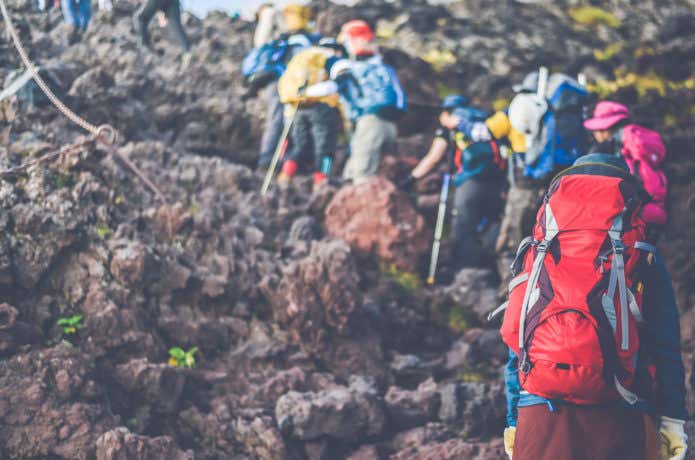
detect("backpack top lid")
[543,153,647,233]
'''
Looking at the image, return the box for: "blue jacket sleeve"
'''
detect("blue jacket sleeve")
[643,253,688,420]
[505,348,521,427]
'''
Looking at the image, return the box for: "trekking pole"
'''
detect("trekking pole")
[537,66,549,98]
[426,173,451,285]
[261,105,298,195]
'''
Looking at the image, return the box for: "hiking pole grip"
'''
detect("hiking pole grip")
[427,174,451,285]
[261,106,297,195]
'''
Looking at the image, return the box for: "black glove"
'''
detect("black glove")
[397,173,417,191]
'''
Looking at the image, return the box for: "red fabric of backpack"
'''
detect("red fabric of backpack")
[500,163,654,405]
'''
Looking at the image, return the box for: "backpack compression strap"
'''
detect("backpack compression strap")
[518,203,559,372]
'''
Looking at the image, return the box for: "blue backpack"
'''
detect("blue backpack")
[350,57,407,120]
[242,33,319,88]
[524,77,589,179]
[242,40,289,87]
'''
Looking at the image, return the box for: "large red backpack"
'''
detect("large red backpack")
[499,163,655,405]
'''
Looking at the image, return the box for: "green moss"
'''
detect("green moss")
[53,173,72,189]
[436,82,461,100]
[95,223,112,240]
[589,71,695,98]
[187,199,199,216]
[569,6,621,28]
[421,49,457,72]
[458,370,484,382]
[593,42,623,61]
[381,263,422,294]
[448,306,469,333]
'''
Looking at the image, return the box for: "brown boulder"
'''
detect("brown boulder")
[95,427,193,460]
[324,176,429,272]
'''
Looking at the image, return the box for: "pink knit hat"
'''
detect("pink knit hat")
[583,101,630,131]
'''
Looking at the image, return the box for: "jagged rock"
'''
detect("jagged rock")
[266,240,364,352]
[441,268,499,321]
[437,383,461,424]
[109,240,149,286]
[390,422,454,453]
[346,444,382,460]
[384,378,441,430]
[95,427,193,460]
[233,414,288,460]
[112,358,185,414]
[0,345,116,459]
[390,437,507,460]
[275,377,385,441]
[324,176,429,272]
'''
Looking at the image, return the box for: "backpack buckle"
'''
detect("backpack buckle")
[519,353,532,374]
[537,240,549,252]
[611,240,624,255]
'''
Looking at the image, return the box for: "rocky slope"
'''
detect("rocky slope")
[0,0,692,459]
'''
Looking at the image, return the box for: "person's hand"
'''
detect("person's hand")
[503,427,516,459]
[659,417,687,460]
[397,173,416,191]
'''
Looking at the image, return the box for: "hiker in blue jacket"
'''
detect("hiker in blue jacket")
[399,95,505,268]
[502,154,688,460]
[333,20,406,183]
[249,4,320,170]
[62,0,91,45]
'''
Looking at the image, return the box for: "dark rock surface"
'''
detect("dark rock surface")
[0,0,691,458]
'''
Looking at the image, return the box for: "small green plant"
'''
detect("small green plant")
[569,6,621,28]
[381,263,422,294]
[168,346,198,368]
[53,173,73,189]
[95,223,112,240]
[57,314,84,335]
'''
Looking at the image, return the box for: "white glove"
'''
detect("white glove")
[659,416,688,460]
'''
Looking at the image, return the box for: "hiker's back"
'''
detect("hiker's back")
[349,56,406,120]
[278,47,339,106]
[500,158,650,405]
[621,124,668,225]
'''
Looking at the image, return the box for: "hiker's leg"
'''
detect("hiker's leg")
[451,178,489,268]
[309,104,339,173]
[284,107,310,171]
[136,0,164,45]
[164,0,190,51]
[258,83,284,168]
[61,0,78,26]
[78,0,91,30]
[342,114,391,184]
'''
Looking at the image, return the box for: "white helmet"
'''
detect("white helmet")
[508,93,548,150]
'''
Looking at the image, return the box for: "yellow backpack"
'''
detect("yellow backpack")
[278,47,339,106]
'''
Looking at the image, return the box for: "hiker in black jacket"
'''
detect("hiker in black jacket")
[133,0,190,51]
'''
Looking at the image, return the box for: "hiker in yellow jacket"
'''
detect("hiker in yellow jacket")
[277,39,344,186]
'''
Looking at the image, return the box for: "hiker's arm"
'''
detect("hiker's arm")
[643,253,688,420]
[505,348,521,427]
[303,81,339,98]
[411,135,448,179]
[253,6,278,48]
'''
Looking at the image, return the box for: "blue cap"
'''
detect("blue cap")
[441,95,468,111]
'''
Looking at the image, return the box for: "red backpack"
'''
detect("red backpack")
[499,163,655,405]
[621,124,668,225]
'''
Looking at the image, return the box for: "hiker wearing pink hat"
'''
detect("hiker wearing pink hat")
[586,100,669,226]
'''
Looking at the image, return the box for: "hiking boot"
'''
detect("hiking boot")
[67,26,81,45]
